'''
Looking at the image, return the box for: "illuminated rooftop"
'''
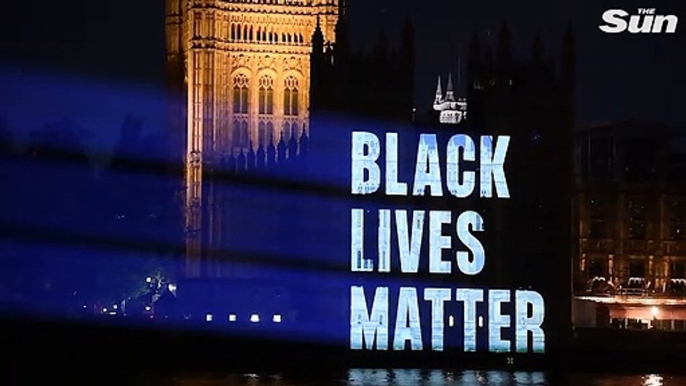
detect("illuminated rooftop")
[575,295,686,306]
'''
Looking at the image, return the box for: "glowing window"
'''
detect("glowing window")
[233,74,249,114]
[259,76,274,115]
[273,314,282,323]
[284,76,299,116]
[250,314,260,323]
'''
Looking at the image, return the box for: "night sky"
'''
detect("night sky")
[1,0,684,147]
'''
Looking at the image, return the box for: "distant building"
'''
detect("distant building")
[573,121,686,330]
[164,0,416,328]
[465,23,576,347]
[432,73,467,125]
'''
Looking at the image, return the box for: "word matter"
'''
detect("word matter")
[350,286,545,353]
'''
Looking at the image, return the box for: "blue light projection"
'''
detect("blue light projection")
[0,68,546,355]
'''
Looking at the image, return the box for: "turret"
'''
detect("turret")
[434,76,443,105]
[310,15,325,111]
[445,73,456,102]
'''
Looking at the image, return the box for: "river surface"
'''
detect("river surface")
[151,370,682,386]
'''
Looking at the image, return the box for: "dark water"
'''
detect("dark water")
[154,370,682,386]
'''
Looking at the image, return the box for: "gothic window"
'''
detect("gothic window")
[284,76,299,116]
[231,24,236,40]
[232,120,249,149]
[233,74,249,114]
[258,121,274,147]
[193,13,202,37]
[258,76,274,115]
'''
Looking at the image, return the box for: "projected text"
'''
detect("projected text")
[348,132,545,354]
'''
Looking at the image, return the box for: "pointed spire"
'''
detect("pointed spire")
[339,0,346,18]
[434,76,443,104]
[312,14,324,46]
[445,73,455,102]
[256,143,266,169]
[299,128,310,159]
[236,149,246,172]
[267,134,276,167]
[277,131,287,162]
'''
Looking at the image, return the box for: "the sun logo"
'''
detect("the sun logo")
[599,8,678,34]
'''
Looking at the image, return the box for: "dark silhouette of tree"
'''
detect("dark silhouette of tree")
[92,116,183,307]
[10,118,100,311]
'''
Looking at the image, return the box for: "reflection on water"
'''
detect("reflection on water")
[347,369,545,386]
[568,373,670,386]
[161,370,685,386]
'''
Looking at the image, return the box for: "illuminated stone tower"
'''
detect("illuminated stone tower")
[165,0,340,277]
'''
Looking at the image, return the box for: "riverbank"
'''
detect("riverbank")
[7,315,686,381]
